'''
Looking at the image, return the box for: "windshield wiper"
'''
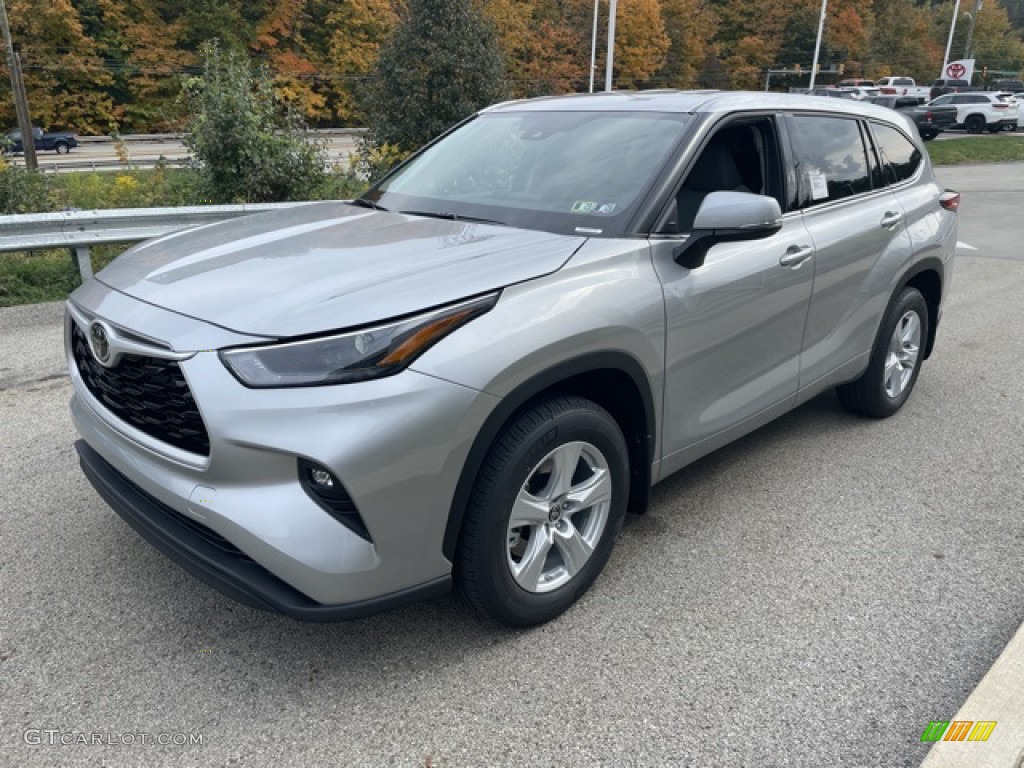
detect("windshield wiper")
[350,198,389,211]
[399,210,507,227]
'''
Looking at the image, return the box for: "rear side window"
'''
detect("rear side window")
[791,115,872,207]
[871,123,922,185]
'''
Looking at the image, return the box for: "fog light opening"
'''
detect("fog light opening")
[297,459,372,542]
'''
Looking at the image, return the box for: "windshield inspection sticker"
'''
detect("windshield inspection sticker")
[572,200,617,215]
[808,170,829,200]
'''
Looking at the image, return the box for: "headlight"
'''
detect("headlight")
[219,293,498,387]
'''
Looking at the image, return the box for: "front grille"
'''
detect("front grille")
[72,322,211,456]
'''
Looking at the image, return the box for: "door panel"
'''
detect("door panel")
[652,214,814,469]
[797,193,914,389]
[786,113,915,392]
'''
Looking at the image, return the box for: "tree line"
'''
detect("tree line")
[2,0,1023,135]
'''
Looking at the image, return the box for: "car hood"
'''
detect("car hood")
[97,203,586,338]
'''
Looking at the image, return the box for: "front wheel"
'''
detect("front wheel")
[55,142,70,154]
[837,287,929,418]
[456,396,629,626]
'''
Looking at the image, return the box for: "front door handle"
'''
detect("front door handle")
[779,245,814,268]
[880,211,904,229]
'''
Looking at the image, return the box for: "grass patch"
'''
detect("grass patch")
[0,246,126,308]
[926,134,1024,165]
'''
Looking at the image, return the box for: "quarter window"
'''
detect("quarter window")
[871,123,922,185]
[791,115,872,207]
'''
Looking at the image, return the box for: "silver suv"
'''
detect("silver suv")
[68,91,959,626]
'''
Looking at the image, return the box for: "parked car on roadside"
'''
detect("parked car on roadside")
[929,78,971,100]
[838,78,875,87]
[927,92,1019,133]
[876,77,931,102]
[807,87,858,99]
[847,86,882,100]
[992,92,1020,130]
[67,91,959,626]
[987,79,1024,93]
[2,126,78,154]
[868,95,957,139]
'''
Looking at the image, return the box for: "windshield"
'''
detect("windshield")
[363,110,693,237]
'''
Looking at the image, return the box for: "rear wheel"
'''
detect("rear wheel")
[837,287,929,418]
[966,115,986,133]
[456,396,629,626]
[920,130,937,141]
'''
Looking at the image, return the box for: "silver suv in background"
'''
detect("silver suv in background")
[68,92,959,626]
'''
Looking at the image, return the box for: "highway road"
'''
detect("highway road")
[0,164,1022,767]
[8,132,360,172]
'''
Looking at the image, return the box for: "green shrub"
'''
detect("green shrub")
[182,43,328,203]
[0,161,54,214]
[364,0,508,154]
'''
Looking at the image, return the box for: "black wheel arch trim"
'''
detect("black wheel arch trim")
[891,256,945,359]
[443,351,657,561]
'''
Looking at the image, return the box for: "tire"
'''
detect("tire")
[836,287,929,419]
[987,126,1001,134]
[456,395,630,626]
[965,115,986,134]
[920,130,937,141]
[55,142,70,154]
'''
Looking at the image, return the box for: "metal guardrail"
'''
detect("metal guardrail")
[0,203,313,279]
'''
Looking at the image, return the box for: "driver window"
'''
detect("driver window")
[660,118,783,234]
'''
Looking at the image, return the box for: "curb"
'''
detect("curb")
[920,621,1024,767]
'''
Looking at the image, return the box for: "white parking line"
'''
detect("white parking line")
[957,241,978,251]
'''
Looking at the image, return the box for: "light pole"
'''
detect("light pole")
[604,0,617,92]
[808,0,828,90]
[963,0,982,61]
[942,0,962,75]
[589,0,599,93]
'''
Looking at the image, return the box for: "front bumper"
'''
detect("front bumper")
[67,281,500,613]
[77,440,451,620]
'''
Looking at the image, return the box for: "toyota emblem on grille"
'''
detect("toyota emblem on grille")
[88,321,113,366]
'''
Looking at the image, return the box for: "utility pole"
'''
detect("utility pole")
[963,0,983,62]
[942,0,962,75]
[588,0,599,93]
[604,0,617,92]
[0,0,36,170]
[808,0,829,90]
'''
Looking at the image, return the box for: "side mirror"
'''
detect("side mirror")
[674,191,784,269]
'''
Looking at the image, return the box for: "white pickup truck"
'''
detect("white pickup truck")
[876,77,931,102]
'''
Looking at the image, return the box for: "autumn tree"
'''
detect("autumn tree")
[76,0,193,131]
[656,0,718,88]
[365,0,508,152]
[869,0,942,81]
[485,0,583,96]
[1,0,115,132]
[323,0,399,122]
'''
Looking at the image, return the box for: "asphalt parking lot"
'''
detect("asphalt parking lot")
[1,164,1022,767]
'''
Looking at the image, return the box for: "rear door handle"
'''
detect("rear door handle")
[779,245,814,268]
[880,211,904,229]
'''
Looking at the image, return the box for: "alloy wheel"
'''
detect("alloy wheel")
[506,440,611,593]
